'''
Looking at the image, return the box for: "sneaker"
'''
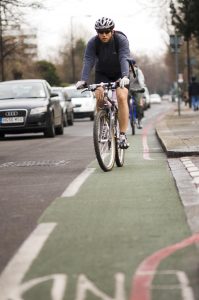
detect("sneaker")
[137,120,143,129]
[119,134,129,149]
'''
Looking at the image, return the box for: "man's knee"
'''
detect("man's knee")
[116,87,128,103]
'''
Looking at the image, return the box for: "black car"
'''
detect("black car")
[51,87,74,126]
[0,79,64,138]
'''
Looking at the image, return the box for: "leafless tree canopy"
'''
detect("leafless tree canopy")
[0,0,44,80]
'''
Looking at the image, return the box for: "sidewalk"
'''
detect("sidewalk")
[156,103,199,235]
[155,103,199,157]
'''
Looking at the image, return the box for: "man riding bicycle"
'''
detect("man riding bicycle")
[76,17,131,149]
[128,59,146,129]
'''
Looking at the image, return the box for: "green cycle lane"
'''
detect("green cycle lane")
[12,130,199,300]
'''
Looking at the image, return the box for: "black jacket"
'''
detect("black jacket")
[81,32,130,81]
[189,81,199,96]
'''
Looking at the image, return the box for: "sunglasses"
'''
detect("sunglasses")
[97,29,112,34]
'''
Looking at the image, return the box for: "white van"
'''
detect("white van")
[64,86,96,121]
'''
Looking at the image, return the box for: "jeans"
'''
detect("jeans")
[191,95,199,110]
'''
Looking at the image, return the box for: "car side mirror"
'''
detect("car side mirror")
[50,92,58,97]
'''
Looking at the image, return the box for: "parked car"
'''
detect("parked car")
[64,85,96,121]
[51,87,74,126]
[0,79,64,138]
[150,93,162,104]
[162,94,172,102]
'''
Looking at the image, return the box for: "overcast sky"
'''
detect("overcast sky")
[25,0,170,60]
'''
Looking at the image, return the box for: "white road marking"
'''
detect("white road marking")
[0,222,56,300]
[150,270,195,300]
[61,168,95,197]
[76,273,125,300]
[142,135,152,160]
[11,274,67,300]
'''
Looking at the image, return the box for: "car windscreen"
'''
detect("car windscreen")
[65,89,91,98]
[0,82,46,99]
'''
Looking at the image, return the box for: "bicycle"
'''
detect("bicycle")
[82,82,124,172]
[129,88,145,135]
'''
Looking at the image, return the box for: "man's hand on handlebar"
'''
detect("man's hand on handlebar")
[119,76,130,88]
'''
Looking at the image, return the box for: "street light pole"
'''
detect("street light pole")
[174,35,180,116]
[70,16,75,83]
[170,33,182,116]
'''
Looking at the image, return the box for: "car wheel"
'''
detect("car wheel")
[68,112,74,126]
[63,111,68,127]
[90,113,94,121]
[0,133,5,139]
[44,114,55,138]
[55,113,64,135]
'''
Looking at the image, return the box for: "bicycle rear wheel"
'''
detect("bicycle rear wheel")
[115,115,125,167]
[93,110,115,172]
[131,119,135,135]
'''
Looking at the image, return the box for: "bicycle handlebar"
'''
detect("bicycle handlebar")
[81,81,120,93]
[130,87,145,93]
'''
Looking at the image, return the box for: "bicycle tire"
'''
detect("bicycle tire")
[93,110,115,172]
[115,115,125,167]
[131,119,135,135]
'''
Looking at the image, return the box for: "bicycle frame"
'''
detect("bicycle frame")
[129,95,137,135]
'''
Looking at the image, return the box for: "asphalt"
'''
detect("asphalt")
[155,102,199,234]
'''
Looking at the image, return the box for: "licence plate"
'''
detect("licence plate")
[1,117,24,124]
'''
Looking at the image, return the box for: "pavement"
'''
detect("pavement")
[155,103,199,157]
[155,103,199,234]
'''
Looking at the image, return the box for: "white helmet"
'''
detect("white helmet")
[95,17,115,31]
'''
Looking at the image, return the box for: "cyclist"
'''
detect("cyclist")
[128,59,146,129]
[76,17,131,149]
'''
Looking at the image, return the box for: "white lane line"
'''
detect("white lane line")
[142,135,152,160]
[61,168,95,197]
[0,222,56,300]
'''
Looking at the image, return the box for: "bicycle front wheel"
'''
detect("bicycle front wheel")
[115,115,125,167]
[93,110,115,172]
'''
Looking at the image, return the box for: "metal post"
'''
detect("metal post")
[70,16,75,83]
[0,5,5,81]
[174,34,180,116]
[170,33,182,116]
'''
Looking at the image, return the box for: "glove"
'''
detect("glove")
[76,80,86,89]
[119,76,130,88]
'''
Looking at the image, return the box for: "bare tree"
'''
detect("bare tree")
[0,0,43,81]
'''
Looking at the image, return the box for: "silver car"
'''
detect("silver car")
[51,87,74,126]
[64,86,96,121]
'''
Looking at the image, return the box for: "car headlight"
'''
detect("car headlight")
[30,107,47,114]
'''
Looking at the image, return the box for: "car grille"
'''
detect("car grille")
[0,109,27,127]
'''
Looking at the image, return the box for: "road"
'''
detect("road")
[0,119,95,272]
[0,102,199,300]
